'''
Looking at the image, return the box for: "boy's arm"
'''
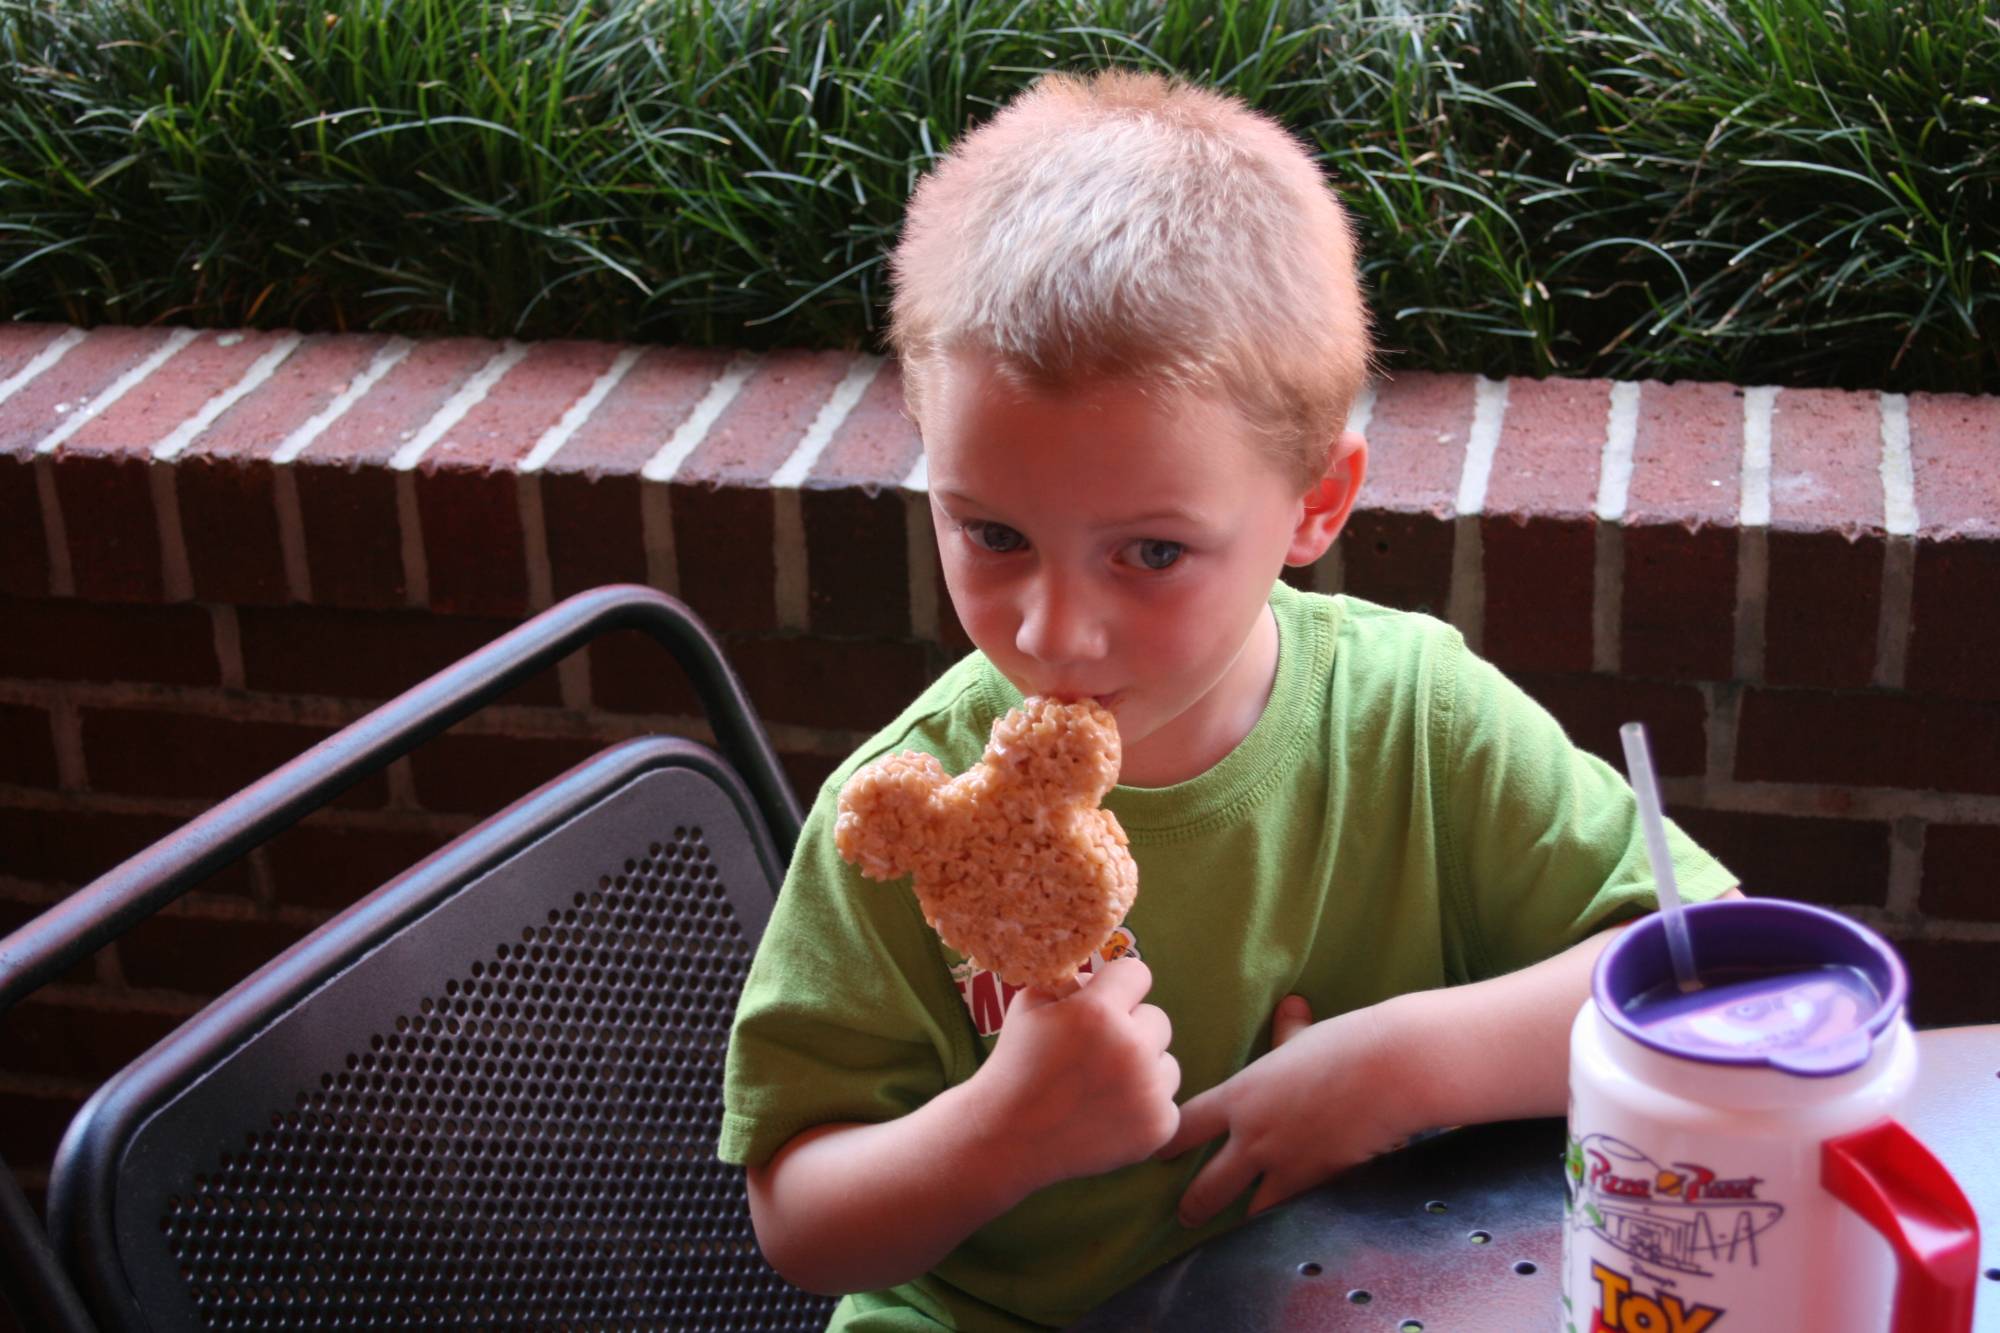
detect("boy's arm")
[1163,888,1745,1229]
[746,958,1179,1295]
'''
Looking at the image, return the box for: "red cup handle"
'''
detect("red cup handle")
[1821,1118,1980,1333]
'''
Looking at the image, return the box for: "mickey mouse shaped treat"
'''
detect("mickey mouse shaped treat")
[835,697,1138,994]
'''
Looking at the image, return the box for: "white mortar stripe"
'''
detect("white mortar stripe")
[519,346,642,473]
[152,333,303,461]
[640,483,679,596]
[641,350,758,482]
[211,605,245,691]
[0,327,84,408]
[1592,522,1624,675]
[518,472,554,610]
[35,455,73,597]
[272,337,412,464]
[1344,382,1376,438]
[903,451,929,493]
[32,328,198,455]
[1878,392,1918,536]
[773,489,809,631]
[772,355,883,488]
[1740,386,1776,528]
[273,465,312,601]
[1594,380,1641,522]
[1454,376,1508,517]
[152,466,193,600]
[396,471,429,607]
[389,341,529,472]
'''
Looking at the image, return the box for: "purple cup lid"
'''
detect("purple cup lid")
[1593,899,1907,1077]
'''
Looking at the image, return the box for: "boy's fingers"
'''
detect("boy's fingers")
[1178,1139,1255,1229]
[1079,956,1152,1011]
[1156,1085,1227,1160]
[1271,994,1312,1047]
[1246,1166,1312,1218]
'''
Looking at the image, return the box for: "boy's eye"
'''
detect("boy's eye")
[1125,539,1184,571]
[965,521,1026,554]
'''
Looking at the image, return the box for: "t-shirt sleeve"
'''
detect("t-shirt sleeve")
[719,791,970,1168]
[1434,634,1739,980]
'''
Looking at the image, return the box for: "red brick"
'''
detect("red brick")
[1907,537,2000,702]
[1919,824,2000,922]
[119,910,319,995]
[263,821,456,913]
[0,703,58,788]
[1480,515,1595,673]
[1890,938,2000,1027]
[541,469,647,601]
[290,458,405,608]
[803,486,909,637]
[0,454,49,597]
[0,1086,82,1175]
[0,326,172,455]
[426,339,624,470]
[176,453,289,604]
[1337,510,1455,617]
[585,629,704,717]
[1277,563,1314,593]
[302,336,503,466]
[1512,672,1708,778]
[1668,807,1888,907]
[0,323,66,382]
[408,732,606,815]
[50,451,162,602]
[812,359,922,486]
[79,708,392,807]
[545,344,735,476]
[185,332,392,458]
[0,806,255,897]
[1907,391,2000,542]
[679,350,854,486]
[1484,377,1608,520]
[236,604,555,705]
[415,465,529,616]
[1763,387,1885,688]
[780,750,843,803]
[729,636,931,733]
[1735,689,2000,795]
[0,596,219,686]
[1619,380,1745,680]
[1359,371,1474,515]
[0,992,192,1082]
[1620,522,1737,682]
[64,329,293,452]
[669,483,775,633]
[1763,530,1883,688]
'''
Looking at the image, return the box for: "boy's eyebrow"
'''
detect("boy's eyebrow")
[935,489,1211,529]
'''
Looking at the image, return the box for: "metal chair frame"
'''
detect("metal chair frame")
[0,584,808,1332]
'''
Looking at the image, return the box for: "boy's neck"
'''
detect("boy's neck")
[1116,604,1281,789]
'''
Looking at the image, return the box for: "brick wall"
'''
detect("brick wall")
[2,323,1998,1219]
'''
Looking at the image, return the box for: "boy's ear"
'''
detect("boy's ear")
[1284,431,1367,567]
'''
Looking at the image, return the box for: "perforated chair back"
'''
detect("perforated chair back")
[0,587,837,1333]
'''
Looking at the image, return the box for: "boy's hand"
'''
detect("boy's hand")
[1159,995,1415,1228]
[967,956,1181,1193]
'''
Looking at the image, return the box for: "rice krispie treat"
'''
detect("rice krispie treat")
[834,697,1138,993]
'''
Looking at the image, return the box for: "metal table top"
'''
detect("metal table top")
[1068,1025,2000,1332]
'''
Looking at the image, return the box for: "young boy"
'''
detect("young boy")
[720,70,1738,1330]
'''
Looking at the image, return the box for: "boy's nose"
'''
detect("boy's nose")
[1015,572,1108,667]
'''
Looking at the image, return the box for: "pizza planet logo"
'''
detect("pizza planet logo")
[951,926,1141,1038]
[1588,1260,1723,1332]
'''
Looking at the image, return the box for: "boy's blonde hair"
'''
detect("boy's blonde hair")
[888,69,1371,488]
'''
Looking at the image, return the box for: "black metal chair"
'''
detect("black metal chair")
[0,584,838,1332]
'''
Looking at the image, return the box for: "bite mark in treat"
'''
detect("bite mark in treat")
[835,697,1138,994]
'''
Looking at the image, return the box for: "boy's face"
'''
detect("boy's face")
[922,349,1356,788]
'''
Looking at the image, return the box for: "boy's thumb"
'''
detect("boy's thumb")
[1272,994,1312,1047]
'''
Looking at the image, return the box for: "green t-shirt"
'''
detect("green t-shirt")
[721,584,1736,1330]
